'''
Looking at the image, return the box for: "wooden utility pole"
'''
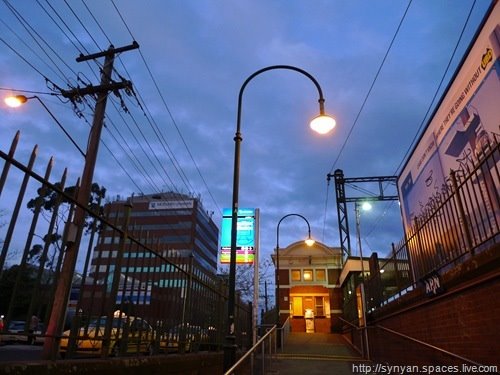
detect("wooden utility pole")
[42,42,139,360]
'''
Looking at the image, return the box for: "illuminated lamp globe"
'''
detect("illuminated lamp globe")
[5,95,28,108]
[361,202,372,211]
[305,237,315,247]
[310,114,336,134]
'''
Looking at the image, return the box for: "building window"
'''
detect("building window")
[303,269,313,281]
[315,269,326,281]
[291,296,303,317]
[315,296,324,317]
[291,269,301,281]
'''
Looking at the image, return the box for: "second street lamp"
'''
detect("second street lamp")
[275,213,314,347]
[4,94,86,157]
[354,200,371,358]
[224,64,336,371]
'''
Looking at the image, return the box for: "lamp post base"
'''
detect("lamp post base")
[223,335,237,371]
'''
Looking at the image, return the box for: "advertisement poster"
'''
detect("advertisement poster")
[399,7,500,232]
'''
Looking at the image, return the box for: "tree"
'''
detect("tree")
[26,182,106,234]
[219,258,274,304]
[27,234,60,269]
[25,182,106,268]
[0,264,38,319]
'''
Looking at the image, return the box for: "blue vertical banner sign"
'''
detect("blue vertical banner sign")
[220,208,257,264]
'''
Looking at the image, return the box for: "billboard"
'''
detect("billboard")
[399,3,500,231]
[220,208,257,265]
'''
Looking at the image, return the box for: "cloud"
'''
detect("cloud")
[0,0,491,274]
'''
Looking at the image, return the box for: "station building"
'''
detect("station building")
[272,241,343,333]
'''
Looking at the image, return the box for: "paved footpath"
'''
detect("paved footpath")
[271,332,370,375]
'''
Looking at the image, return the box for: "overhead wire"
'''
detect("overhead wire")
[322,1,412,246]
[1,0,74,88]
[392,0,478,177]
[0,1,154,196]
[327,0,413,175]
[0,36,63,93]
[122,77,196,194]
[0,19,67,87]
[2,1,219,252]
[74,0,213,229]
[36,0,89,56]
[364,0,479,244]
[327,0,480,252]
[63,0,102,50]
[110,0,223,218]
[78,112,148,195]
[79,0,112,46]
[51,0,169,196]
[81,0,201,204]
[95,98,165,193]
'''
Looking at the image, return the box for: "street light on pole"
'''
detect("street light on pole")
[354,201,372,281]
[354,200,371,358]
[224,65,336,371]
[4,95,86,157]
[275,213,314,345]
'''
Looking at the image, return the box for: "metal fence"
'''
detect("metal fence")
[0,131,251,360]
[224,325,277,375]
[365,133,500,312]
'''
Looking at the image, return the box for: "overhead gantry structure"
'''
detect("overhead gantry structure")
[328,169,399,259]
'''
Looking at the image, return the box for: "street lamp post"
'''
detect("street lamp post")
[354,201,372,281]
[224,65,336,371]
[275,213,314,346]
[354,200,371,359]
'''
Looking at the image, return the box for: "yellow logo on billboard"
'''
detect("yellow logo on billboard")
[481,48,492,70]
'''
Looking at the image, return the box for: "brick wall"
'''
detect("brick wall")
[367,245,500,367]
[0,353,223,375]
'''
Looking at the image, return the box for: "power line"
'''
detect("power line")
[2,0,75,86]
[110,0,222,217]
[328,0,413,175]
[392,0,478,176]
[36,0,89,56]
[63,0,101,50]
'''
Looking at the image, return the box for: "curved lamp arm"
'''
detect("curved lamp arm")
[236,65,333,137]
[275,213,314,327]
[226,64,333,369]
[276,212,313,250]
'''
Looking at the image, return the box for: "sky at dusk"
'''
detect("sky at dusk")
[0,1,494,274]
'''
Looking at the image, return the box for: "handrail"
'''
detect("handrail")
[341,317,492,367]
[339,315,368,358]
[224,325,276,375]
[375,324,487,367]
[338,316,362,330]
[280,316,290,348]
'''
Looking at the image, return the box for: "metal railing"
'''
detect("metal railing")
[224,325,277,375]
[338,316,366,358]
[0,131,252,360]
[279,316,290,349]
[365,135,499,311]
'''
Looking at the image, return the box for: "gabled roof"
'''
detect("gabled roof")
[271,240,342,268]
[279,240,339,257]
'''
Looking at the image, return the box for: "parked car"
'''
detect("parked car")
[159,323,209,353]
[59,310,154,357]
[3,320,45,345]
